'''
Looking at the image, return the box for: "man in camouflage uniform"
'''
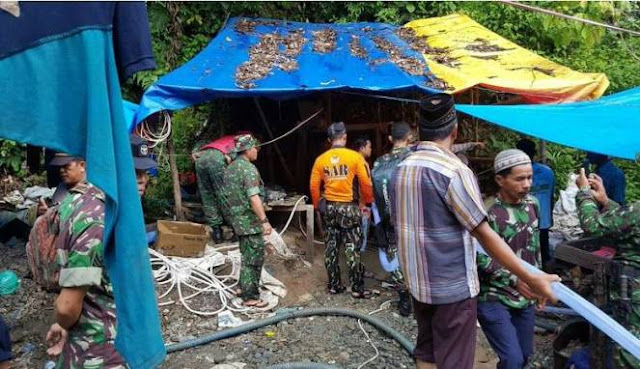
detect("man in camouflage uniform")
[477,149,542,369]
[221,134,272,307]
[372,122,414,316]
[193,135,237,243]
[310,122,374,298]
[576,168,640,368]
[44,155,125,368]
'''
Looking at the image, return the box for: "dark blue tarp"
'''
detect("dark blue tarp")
[136,17,440,123]
[457,87,640,160]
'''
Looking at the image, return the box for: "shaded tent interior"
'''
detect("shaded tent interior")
[182,87,505,199]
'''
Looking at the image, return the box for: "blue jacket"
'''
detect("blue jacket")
[531,163,555,229]
[598,161,626,205]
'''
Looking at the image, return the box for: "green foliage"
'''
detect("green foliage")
[545,143,584,198]
[171,107,209,172]
[616,160,640,202]
[485,130,519,154]
[0,140,26,175]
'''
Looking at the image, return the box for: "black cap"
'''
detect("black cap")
[586,151,608,164]
[49,153,84,167]
[391,122,412,140]
[327,122,347,140]
[131,135,157,170]
[419,93,457,130]
[516,138,536,159]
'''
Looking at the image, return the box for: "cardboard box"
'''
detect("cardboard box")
[156,220,209,257]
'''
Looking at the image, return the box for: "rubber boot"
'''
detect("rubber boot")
[212,226,224,244]
[398,289,412,317]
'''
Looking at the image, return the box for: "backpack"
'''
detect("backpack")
[25,207,60,292]
[372,148,410,226]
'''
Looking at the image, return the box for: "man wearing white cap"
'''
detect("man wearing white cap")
[477,149,542,369]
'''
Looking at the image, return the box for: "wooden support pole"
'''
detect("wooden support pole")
[167,134,185,220]
[540,140,548,165]
[252,97,296,186]
[472,88,480,142]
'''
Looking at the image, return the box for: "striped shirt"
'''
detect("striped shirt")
[391,141,487,304]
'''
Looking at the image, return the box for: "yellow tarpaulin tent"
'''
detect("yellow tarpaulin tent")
[405,14,609,103]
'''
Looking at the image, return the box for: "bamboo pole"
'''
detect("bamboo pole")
[167,134,185,220]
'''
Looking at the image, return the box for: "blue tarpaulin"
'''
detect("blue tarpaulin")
[123,100,140,132]
[1,3,165,367]
[136,17,441,123]
[457,87,640,161]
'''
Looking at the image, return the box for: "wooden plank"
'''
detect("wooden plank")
[555,244,612,272]
[305,205,315,262]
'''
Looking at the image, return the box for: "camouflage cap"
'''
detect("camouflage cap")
[233,134,259,153]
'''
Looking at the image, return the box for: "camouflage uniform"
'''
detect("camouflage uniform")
[576,189,640,368]
[372,147,410,289]
[194,149,228,227]
[322,202,364,292]
[221,139,265,301]
[54,181,125,368]
[478,195,541,308]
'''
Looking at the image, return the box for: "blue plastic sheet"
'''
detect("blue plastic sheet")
[123,100,139,132]
[136,17,441,123]
[457,87,640,161]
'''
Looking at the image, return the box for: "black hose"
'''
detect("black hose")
[165,307,415,355]
[263,363,340,369]
[535,318,561,332]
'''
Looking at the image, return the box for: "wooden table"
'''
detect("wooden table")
[554,237,615,369]
[266,199,315,262]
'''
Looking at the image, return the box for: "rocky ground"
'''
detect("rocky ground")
[2,229,566,369]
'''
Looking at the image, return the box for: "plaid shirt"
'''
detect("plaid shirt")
[391,141,486,304]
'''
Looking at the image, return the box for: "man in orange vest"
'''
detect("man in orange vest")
[310,122,374,298]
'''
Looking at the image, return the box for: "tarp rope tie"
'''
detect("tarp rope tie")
[258,108,324,147]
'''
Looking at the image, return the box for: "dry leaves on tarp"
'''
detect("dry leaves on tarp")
[312,28,337,53]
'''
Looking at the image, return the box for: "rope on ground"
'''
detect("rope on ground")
[150,202,310,316]
[149,247,249,315]
[356,299,397,368]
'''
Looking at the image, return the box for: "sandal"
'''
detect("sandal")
[244,299,268,308]
[328,286,345,295]
[351,290,372,299]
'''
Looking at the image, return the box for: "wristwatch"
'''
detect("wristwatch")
[260,217,269,224]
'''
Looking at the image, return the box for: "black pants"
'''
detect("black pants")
[0,315,11,363]
[540,228,551,265]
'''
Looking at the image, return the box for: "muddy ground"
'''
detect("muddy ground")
[2,229,563,369]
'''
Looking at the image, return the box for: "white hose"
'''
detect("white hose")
[138,111,172,148]
[149,248,252,316]
[278,195,308,234]
[150,201,309,317]
[478,245,640,360]
[356,299,395,368]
